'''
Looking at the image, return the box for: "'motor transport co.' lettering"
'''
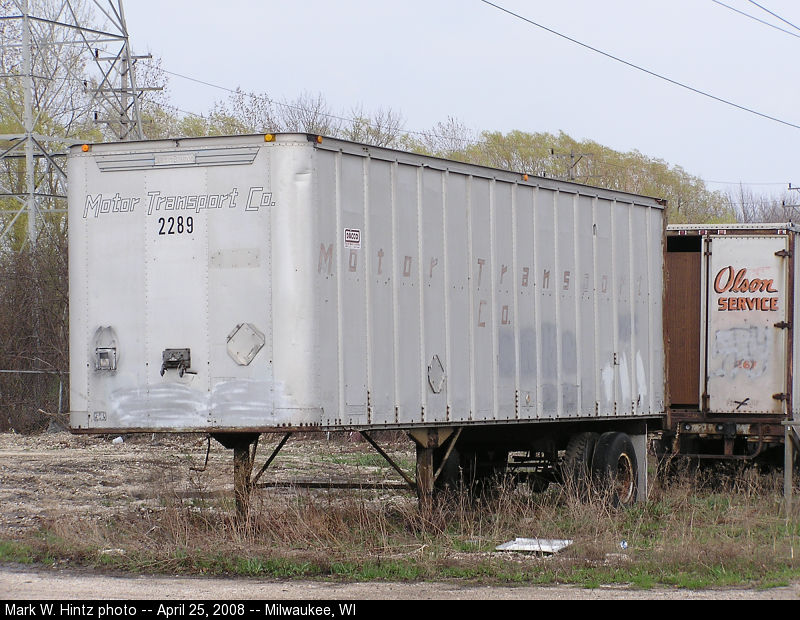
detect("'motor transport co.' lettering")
[82,187,276,218]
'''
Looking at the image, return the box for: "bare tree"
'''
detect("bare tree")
[342,104,405,148]
[406,116,475,159]
[727,184,789,223]
[207,88,280,134]
[278,91,342,136]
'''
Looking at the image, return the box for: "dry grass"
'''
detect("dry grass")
[7,436,800,587]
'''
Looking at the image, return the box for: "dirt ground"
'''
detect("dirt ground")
[0,431,230,537]
[0,430,414,537]
[1,431,799,600]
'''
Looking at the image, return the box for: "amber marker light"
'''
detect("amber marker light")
[81,144,90,152]
[522,174,529,181]
[264,134,275,142]
[316,135,323,143]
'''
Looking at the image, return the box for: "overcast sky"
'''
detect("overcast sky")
[124,0,800,198]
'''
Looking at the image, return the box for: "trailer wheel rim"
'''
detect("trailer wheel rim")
[615,453,635,505]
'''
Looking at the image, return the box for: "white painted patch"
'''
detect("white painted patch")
[711,326,771,379]
[108,384,208,427]
[601,364,615,405]
[636,351,648,401]
[106,378,323,429]
[619,354,631,403]
[211,379,300,425]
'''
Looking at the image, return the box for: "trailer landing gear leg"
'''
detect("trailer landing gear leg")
[416,442,434,513]
[233,441,254,520]
[213,433,260,521]
[409,427,456,513]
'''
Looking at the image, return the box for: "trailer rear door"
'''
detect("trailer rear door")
[705,235,789,414]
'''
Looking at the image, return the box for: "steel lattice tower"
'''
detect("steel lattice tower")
[0,0,145,247]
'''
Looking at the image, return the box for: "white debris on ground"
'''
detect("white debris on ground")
[495,538,573,554]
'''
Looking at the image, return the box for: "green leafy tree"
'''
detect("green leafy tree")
[406,127,735,224]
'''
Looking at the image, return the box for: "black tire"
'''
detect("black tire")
[591,432,638,507]
[562,432,599,498]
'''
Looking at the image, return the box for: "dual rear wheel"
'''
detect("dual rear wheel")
[424,430,639,507]
[563,431,638,507]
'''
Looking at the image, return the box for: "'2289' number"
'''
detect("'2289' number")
[158,216,194,235]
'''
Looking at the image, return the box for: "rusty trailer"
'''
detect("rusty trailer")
[663,223,800,463]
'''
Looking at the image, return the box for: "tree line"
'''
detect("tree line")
[139,88,775,226]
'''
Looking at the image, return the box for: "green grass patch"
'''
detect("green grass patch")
[316,452,414,469]
[0,539,38,564]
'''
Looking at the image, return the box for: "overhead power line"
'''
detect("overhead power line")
[711,0,800,39]
[479,0,800,132]
[747,0,800,33]
[144,62,477,147]
[145,63,794,190]
[705,179,789,186]
[148,65,358,126]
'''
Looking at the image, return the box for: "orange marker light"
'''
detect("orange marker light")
[81,144,90,152]
[264,134,275,142]
[316,136,323,144]
[522,174,529,181]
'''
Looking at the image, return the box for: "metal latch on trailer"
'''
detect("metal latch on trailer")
[94,348,116,371]
[160,348,191,377]
[93,326,118,372]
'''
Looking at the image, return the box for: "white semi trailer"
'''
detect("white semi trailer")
[67,133,666,511]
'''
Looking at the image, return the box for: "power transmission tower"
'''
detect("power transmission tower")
[0,0,146,248]
[782,183,800,218]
